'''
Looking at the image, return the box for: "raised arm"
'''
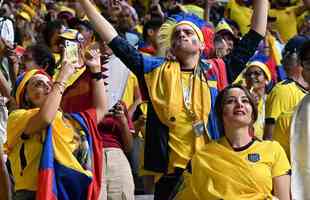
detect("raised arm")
[225,0,268,83]
[79,0,118,43]
[204,0,216,24]
[85,49,108,124]
[24,61,76,135]
[79,0,145,79]
[251,0,268,37]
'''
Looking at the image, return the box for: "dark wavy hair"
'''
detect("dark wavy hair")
[26,43,56,76]
[214,85,258,135]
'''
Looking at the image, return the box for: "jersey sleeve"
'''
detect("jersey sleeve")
[273,111,293,159]
[271,141,291,177]
[265,86,287,123]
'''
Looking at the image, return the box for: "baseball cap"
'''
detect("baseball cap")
[283,35,310,57]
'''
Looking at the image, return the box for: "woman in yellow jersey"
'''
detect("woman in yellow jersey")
[243,57,272,140]
[174,85,291,200]
[6,49,107,200]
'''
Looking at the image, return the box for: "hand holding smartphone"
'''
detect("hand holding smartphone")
[64,40,79,66]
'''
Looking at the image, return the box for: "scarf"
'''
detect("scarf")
[144,60,220,151]
[144,60,211,130]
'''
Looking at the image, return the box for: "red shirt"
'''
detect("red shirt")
[98,115,134,149]
[61,70,93,113]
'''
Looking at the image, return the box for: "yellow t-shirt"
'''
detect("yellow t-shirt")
[265,80,307,123]
[218,138,290,178]
[175,138,291,200]
[7,109,85,191]
[168,71,211,172]
[297,10,310,31]
[269,6,300,42]
[273,109,294,160]
[254,96,266,140]
[122,72,139,108]
[225,0,253,35]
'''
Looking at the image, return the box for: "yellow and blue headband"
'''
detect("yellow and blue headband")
[14,69,51,108]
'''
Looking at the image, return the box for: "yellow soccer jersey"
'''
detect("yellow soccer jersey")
[7,109,43,191]
[273,109,295,160]
[225,0,253,35]
[219,138,291,179]
[269,6,299,42]
[122,72,139,108]
[175,138,291,200]
[265,79,307,124]
[168,71,211,172]
[254,96,266,140]
[7,109,89,191]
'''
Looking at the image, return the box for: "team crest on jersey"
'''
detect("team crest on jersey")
[247,153,260,163]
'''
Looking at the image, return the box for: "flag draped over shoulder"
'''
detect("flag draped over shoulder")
[36,111,102,200]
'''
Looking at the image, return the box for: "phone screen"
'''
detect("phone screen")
[64,40,79,65]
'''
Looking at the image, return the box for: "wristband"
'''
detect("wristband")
[91,72,103,81]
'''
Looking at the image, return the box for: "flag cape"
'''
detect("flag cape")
[36,112,102,200]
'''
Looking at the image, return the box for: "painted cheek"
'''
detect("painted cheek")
[32,92,42,101]
[191,38,199,47]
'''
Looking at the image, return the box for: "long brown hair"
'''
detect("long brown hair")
[214,85,258,135]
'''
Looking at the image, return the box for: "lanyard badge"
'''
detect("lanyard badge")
[181,72,207,137]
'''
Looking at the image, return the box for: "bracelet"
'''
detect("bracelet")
[53,83,65,95]
[90,72,103,81]
[54,81,66,88]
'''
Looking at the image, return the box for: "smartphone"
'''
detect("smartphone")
[64,40,79,65]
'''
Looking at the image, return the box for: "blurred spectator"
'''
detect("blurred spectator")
[243,56,272,139]
[214,19,239,56]
[69,18,95,50]
[291,39,310,200]
[42,20,65,65]
[269,0,309,42]
[97,101,135,200]
[0,144,11,200]
[138,19,163,55]
[225,0,253,35]
[0,12,14,45]
[264,35,310,140]
[21,43,56,76]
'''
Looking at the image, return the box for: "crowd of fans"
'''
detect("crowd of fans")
[1,0,310,199]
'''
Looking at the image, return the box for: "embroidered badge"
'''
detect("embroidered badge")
[247,153,260,163]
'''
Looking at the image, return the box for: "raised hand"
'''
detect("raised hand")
[85,48,102,73]
[58,51,78,82]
